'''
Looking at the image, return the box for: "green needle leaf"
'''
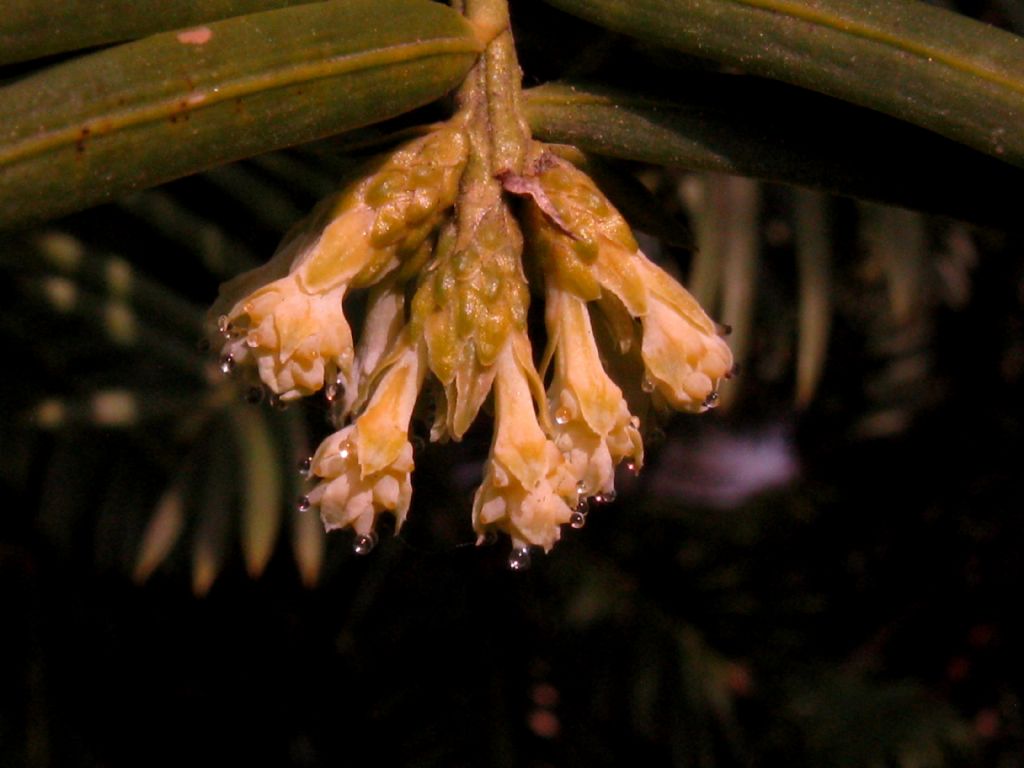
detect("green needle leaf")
[710,175,759,412]
[524,80,1024,228]
[133,481,187,584]
[231,406,283,580]
[0,0,315,66]
[0,0,481,230]
[793,189,833,409]
[543,0,1024,166]
[192,425,237,596]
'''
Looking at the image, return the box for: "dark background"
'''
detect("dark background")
[2,1,1024,766]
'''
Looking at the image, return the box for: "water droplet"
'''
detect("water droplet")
[325,375,345,403]
[507,547,532,572]
[641,374,655,393]
[244,385,264,405]
[702,390,719,409]
[353,531,378,556]
[338,441,353,460]
[576,480,588,495]
[595,489,617,504]
[297,456,312,476]
[297,495,311,512]
[727,362,742,379]
[480,530,498,546]
[268,393,289,410]
[553,407,571,426]
[570,512,586,529]
[217,314,231,334]
[196,337,211,353]
[716,321,733,337]
[625,460,638,474]
[218,353,235,375]
[575,497,590,516]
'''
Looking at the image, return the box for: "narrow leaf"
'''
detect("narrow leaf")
[793,189,832,409]
[37,390,221,428]
[0,0,314,66]
[283,411,323,588]
[293,495,325,588]
[192,425,237,596]
[115,188,260,278]
[0,0,481,229]
[543,0,1024,166]
[0,229,206,338]
[133,482,186,583]
[525,80,1024,229]
[713,175,760,411]
[230,406,283,579]
[681,176,719,310]
[860,203,927,325]
[19,274,207,378]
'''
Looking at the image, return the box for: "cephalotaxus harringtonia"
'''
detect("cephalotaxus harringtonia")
[206,1,733,569]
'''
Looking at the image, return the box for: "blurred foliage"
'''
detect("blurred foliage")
[2,0,1024,766]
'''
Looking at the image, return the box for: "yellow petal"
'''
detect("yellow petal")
[354,337,425,477]
[299,205,381,292]
[551,289,624,437]
[491,341,548,487]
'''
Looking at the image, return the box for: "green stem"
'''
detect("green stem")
[456,0,530,177]
[483,29,530,175]
[454,59,499,239]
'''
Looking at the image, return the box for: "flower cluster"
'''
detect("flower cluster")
[209,123,732,562]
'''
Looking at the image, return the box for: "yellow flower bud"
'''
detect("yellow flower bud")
[307,332,425,535]
[526,151,733,413]
[210,122,468,401]
[472,333,578,551]
[412,201,528,440]
[206,116,732,560]
[544,286,643,498]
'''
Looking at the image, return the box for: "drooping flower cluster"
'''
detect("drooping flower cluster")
[211,120,468,403]
[209,122,732,562]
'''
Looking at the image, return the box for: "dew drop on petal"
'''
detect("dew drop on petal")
[641,374,656,393]
[702,390,720,409]
[297,495,311,512]
[570,512,586,529]
[353,531,378,556]
[338,441,353,460]
[268,393,289,410]
[480,530,499,546]
[217,314,231,334]
[297,456,312,476]
[554,407,571,426]
[625,460,638,475]
[575,497,590,516]
[218,353,235,375]
[325,375,345,403]
[576,480,588,496]
[507,547,532,572]
[595,489,616,504]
